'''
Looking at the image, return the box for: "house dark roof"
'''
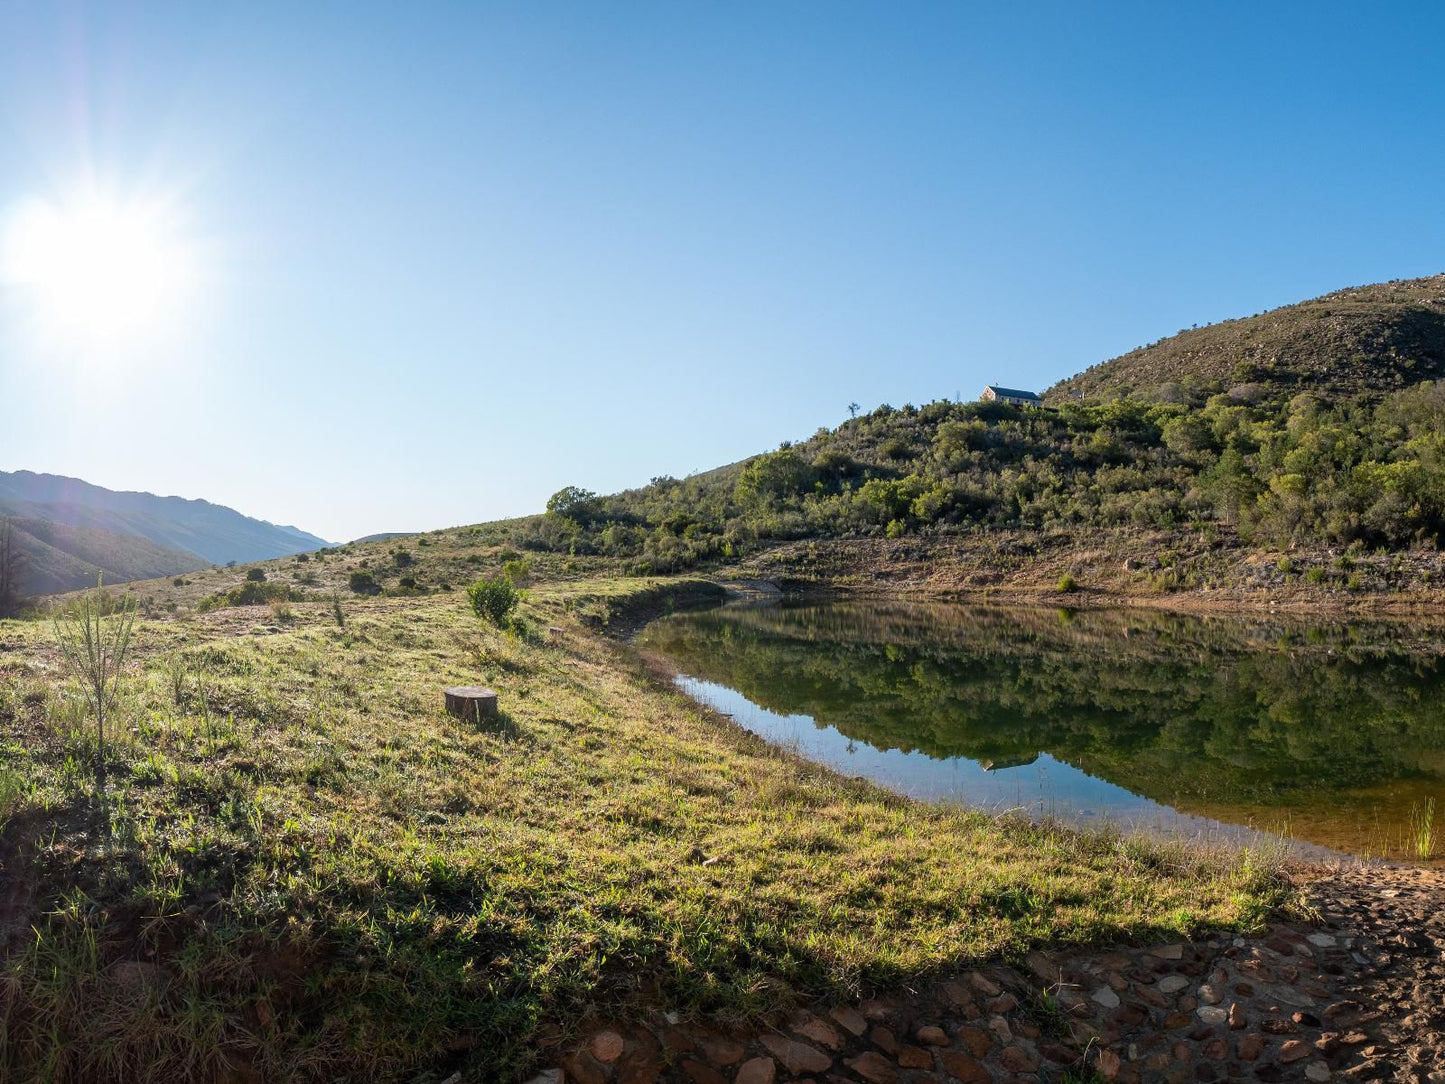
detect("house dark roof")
[984,385,1042,401]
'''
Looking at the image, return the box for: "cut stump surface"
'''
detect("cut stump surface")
[444,686,499,724]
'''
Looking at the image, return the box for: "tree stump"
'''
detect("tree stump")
[444,686,499,725]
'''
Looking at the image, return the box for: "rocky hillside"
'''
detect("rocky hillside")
[1049,274,1445,402]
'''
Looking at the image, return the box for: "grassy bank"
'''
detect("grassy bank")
[0,576,1288,1082]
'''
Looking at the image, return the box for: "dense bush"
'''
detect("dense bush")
[348,571,381,596]
[467,576,520,627]
[503,382,1445,569]
[197,581,292,612]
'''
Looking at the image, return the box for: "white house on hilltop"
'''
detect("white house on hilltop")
[980,385,1043,407]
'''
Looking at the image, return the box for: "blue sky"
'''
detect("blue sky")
[2,2,1444,542]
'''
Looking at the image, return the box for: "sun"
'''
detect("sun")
[1,191,194,351]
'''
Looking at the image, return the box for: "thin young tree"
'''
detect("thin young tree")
[53,576,136,793]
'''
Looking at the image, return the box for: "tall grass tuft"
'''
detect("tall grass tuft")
[52,576,136,793]
[1409,797,1437,859]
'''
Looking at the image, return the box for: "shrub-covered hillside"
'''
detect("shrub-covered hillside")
[1049,274,1445,402]
[510,379,1445,574]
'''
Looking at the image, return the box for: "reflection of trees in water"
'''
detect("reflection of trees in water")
[641,603,1445,808]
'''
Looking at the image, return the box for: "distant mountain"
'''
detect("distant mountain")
[1048,273,1445,402]
[0,470,331,596]
[3,516,210,597]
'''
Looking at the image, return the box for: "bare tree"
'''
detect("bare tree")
[0,517,27,618]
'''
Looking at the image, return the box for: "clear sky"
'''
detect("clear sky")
[2,2,1444,542]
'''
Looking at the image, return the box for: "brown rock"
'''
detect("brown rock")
[1201,1038,1228,1060]
[1136,985,1170,1009]
[794,1017,842,1050]
[1228,1002,1247,1030]
[683,1058,728,1084]
[1323,1000,1363,1024]
[760,1036,831,1076]
[563,1053,607,1084]
[1097,1048,1122,1081]
[998,1045,1040,1074]
[844,1052,898,1084]
[1026,951,1058,981]
[829,1007,867,1037]
[701,1038,747,1067]
[735,1057,776,1084]
[958,1026,993,1058]
[1041,1042,1078,1065]
[591,1030,626,1064]
[660,1027,695,1056]
[940,1049,992,1084]
[986,993,1019,1013]
[969,971,1002,997]
[898,1046,933,1070]
[1114,1004,1147,1027]
[1280,1039,1311,1063]
[869,1025,898,1055]
[1236,1032,1265,1061]
[618,1056,663,1084]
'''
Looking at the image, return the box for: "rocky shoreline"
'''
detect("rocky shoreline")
[536,866,1443,1084]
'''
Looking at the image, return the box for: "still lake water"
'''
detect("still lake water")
[638,600,1445,862]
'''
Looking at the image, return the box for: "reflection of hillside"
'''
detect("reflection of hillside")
[641,602,1445,817]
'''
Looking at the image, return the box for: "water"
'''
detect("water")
[639,599,1445,862]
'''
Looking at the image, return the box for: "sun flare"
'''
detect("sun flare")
[1,192,194,351]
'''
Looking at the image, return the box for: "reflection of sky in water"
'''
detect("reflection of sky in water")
[676,674,1337,857]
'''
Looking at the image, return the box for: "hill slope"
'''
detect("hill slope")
[1049,274,1445,402]
[470,276,1445,570]
[4,516,210,596]
[0,470,329,568]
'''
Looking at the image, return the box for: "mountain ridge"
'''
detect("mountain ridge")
[0,469,332,598]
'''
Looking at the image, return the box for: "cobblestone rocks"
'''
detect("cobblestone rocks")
[530,868,1444,1084]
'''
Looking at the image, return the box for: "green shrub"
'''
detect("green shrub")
[501,557,531,584]
[467,576,520,627]
[197,581,292,612]
[392,550,414,568]
[348,571,381,596]
[1305,567,1326,585]
[1057,573,1079,593]
[245,568,267,583]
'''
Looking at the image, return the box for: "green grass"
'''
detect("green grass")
[0,577,1287,1081]
[1409,796,1437,859]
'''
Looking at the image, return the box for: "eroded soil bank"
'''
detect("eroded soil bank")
[739,531,1445,616]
